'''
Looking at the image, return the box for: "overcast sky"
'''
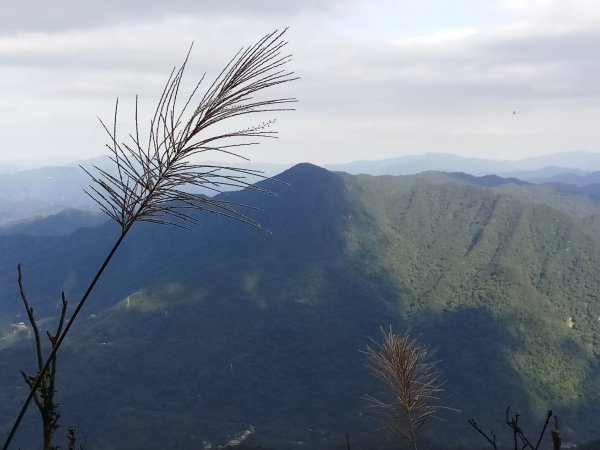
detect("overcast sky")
[1,0,600,167]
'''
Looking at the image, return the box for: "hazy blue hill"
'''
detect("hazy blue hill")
[0,164,600,448]
[0,157,288,226]
[532,182,600,202]
[450,172,531,187]
[326,152,518,175]
[507,165,591,180]
[326,151,600,176]
[0,208,108,236]
[525,170,600,186]
[565,171,600,186]
[0,165,95,225]
[520,151,600,171]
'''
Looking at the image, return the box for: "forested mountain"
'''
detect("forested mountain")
[0,164,599,449]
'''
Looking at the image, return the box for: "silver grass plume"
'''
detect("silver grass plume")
[2,29,296,450]
[83,28,297,231]
[364,327,446,450]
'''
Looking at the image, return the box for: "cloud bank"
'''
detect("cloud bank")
[1,0,600,166]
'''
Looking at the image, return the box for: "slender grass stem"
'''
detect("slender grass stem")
[2,229,129,450]
[2,28,295,449]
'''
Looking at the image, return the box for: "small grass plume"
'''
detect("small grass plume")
[364,327,445,450]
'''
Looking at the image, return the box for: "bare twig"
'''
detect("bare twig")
[506,407,552,450]
[506,405,520,450]
[2,29,296,450]
[467,419,498,450]
[471,406,554,450]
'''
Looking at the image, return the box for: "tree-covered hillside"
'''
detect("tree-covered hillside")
[0,164,599,449]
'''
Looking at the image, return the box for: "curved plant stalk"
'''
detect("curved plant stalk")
[2,28,296,450]
[364,327,446,450]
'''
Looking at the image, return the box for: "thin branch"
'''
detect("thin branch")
[467,419,498,450]
[506,405,518,450]
[17,264,43,371]
[534,410,553,450]
[19,370,42,410]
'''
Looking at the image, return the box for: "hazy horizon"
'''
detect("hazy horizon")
[4,150,600,174]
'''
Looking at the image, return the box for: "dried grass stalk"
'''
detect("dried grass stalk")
[83,28,297,231]
[2,29,295,450]
[364,327,445,450]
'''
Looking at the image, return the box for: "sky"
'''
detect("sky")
[1,0,600,168]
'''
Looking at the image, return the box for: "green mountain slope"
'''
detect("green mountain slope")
[0,164,599,449]
[340,172,600,412]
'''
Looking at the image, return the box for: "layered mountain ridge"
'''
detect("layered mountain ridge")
[0,163,599,449]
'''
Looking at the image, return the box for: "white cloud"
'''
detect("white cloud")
[0,0,354,34]
[397,28,480,45]
[1,0,600,167]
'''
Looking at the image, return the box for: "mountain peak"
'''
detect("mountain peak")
[277,162,330,178]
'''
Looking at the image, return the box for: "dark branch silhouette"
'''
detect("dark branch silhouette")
[17,264,68,450]
[467,418,498,450]
[470,405,553,450]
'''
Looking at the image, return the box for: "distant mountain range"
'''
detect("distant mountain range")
[0,158,290,227]
[0,164,96,225]
[0,208,107,236]
[3,151,600,227]
[325,151,600,177]
[525,170,600,186]
[1,164,600,449]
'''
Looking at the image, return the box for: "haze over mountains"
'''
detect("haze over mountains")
[326,151,600,176]
[3,151,600,229]
[1,158,600,448]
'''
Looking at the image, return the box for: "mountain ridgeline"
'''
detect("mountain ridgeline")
[1,163,600,449]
